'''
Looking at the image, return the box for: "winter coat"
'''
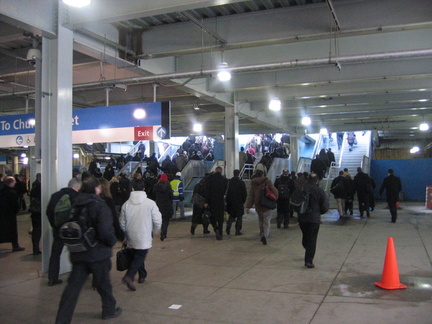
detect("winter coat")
[226,176,247,216]
[101,196,125,241]
[379,174,402,202]
[205,172,228,217]
[120,191,162,250]
[0,185,20,243]
[245,176,279,212]
[69,193,118,263]
[298,181,329,224]
[330,175,349,199]
[46,187,79,239]
[192,178,207,224]
[354,171,372,198]
[154,181,173,218]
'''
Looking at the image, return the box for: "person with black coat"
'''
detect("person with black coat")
[354,167,372,218]
[46,178,81,286]
[225,169,248,235]
[298,175,329,268]
[344,174,355,216]
[330,171,349,218]
[204,167,228,240]
[379,169,402,223]
[274,170,296,229]
[55,177,121,323]
[29,173,42,255]
[190,174,211,235]
[0,176,25,252]
[153,173,173,241]
[310,155,326,180]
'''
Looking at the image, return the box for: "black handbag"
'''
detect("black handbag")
[191,193,206,209]
[202,208,211,226]
[259,188,277,210]
[116,242,133,271]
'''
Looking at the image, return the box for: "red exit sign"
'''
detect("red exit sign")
[134,126,153,140]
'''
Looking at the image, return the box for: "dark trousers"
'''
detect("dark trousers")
[30,212,41,253]
[125,249,148,281]
[226,212,243,233]
[388,199,398,222]
[49,235,64,281]
[358,195,370,217]
[344,199,353,215]
[55,258,116,324]
[210,209,224,237]
[299,222,320,264]
[161,212,171,237]
[277,211,291,227]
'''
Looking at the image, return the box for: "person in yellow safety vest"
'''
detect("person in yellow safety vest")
[170,172,185,220]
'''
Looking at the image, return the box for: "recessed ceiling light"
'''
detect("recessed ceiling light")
[62,0,91,7]
[418,99,428,102]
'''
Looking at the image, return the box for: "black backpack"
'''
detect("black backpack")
[289,186,310,214]
[277,182,290,200]
[59,203,98,253]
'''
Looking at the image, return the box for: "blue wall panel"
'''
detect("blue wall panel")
[371,158,432,201]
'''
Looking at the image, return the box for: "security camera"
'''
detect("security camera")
[26,48,41,65]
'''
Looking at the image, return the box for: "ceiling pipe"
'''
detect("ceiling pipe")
[178,11,227,46]
[1,48,432,99]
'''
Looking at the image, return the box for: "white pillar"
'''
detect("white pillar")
[224,105,239,178]
[290,135,299,172]
[40,24,74,274]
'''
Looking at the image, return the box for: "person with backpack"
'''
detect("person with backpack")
[330,171,349,218]
[55,177,122,323]
[274,169,296,229]
[46,177,81,287]
[245,169,279,245]
[298,174,329,268]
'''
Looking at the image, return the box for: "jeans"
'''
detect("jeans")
[172,200,185,219]
[55,258,116,324]
[48,235,64,281]
[257,210,272,239]
[125,249,148,281]
[299,222,320,264]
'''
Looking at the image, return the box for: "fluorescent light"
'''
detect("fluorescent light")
[87,142,93,145]
[419,122,429,131]
[217,62,231,81]
[133,108,146,119]
[62,0,91,7]
[269,98,281,111]
[73,153,79,159]
[193,123,202,132]
[302,116,311,126]
[410,146,420,154]
[418,99,429,102]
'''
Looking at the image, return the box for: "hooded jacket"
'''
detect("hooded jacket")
[120,191,162,250]
[245,176,278,212]
[68,193,117,263]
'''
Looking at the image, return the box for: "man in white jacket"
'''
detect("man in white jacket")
[119,180,162,291]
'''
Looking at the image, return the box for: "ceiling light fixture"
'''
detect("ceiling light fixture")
[319,128,328,135]
[62,0,91,7]
[269,97,281,111]
[193,104,200,111]
[217,62,231,82]
[419,122,429,131]
[193,123,203,133]
[410,146,420,154]
[302,116,311,126]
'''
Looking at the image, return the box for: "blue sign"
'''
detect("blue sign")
[16,136,23,145]
[157,127,167,139]
[0,114,35,136]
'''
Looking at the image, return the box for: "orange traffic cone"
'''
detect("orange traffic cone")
[375,237,407,290]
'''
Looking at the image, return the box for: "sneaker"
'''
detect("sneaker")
[102,307,122,320]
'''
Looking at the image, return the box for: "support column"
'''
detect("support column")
[224,105,239,178]
[40,24,74,274]
[290,135,299,172]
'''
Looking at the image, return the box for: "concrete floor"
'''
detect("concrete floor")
[1,202,431,324]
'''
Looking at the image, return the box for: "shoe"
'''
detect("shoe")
[102,307,122,320]
[391,220,396,223]
[305,263,315,268]
[122,276,136,291]
[276,223,281,229]
[33,250,42,255]
[12,246,25,252]
[160,234,166,241]
[261,236,267,245]
[226,227,231,235]
[235,232,243,236]
[138,277,145,284]
[283,225,289,229]
[190,226,195,235]
[215,232,223,240]
[203,229,210,234]
[48,279,63,286]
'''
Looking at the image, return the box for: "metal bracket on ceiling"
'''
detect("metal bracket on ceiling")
[326,0,341,32]
[179,11,227,47]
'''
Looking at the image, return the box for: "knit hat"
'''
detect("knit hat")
[160,173,169,182]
